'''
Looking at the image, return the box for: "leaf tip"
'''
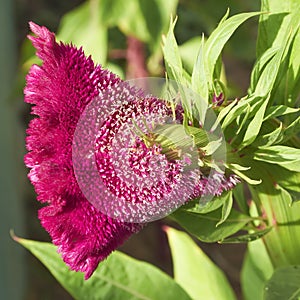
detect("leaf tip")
[10,229,20,242]
[162,225,171,233]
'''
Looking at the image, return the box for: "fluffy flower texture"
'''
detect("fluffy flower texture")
[24,22,142,279]
[25,22,240,279]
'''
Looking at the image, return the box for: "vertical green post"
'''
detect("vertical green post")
[0,0,26,299]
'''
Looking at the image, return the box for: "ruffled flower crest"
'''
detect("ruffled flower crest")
[24,22,141,279]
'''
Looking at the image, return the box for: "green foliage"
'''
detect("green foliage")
[57,1,108,65]
[264,266,300,300]
[170,207,252,243]
[253,145,300,172]
[241,239,274,300]
[166,227,236,300]
[15,237,192,300]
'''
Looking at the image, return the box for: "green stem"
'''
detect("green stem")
[249,169,300,268]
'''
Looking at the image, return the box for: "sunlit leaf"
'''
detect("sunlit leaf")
[57,1,108,65]
[179,36,201,74]
[263,105,300,121]
[216,190,233,226]
[241,96,269,147]
[254,145,300,172]
[241,239,274,300]
[165,227,236,300]
[15,237,192,300]
[204,12,261,87]
[192,34,209,101]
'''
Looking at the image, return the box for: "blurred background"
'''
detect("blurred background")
[1,0,259,299]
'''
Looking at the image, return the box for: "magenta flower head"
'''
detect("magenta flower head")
[25,22,240,279]
[24,22,144,279]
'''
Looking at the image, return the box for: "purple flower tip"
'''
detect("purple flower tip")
[212,93,224,106]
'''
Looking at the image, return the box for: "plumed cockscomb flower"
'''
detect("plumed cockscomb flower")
[24,22,144,279]
[25,22,240,279]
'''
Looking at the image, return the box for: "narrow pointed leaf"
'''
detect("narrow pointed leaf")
[241,97,269,147]
[216,190,233,226]
[204,12,261,87]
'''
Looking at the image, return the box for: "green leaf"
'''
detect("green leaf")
[212,99,238,131]
[57,1,108,65]
[235,103,251,135]
[185,125,209,148]
[15,237,192,300]
[202,137,222,156]
[179,36,201,74]
[170,207,251,242]
[117,0,178,49]
[162,17,183,82]
[263,105,300,121]
[250,47,278,92]
[257,0,300,59]
[233,183,249,215]
[220,227,272,243]
[221,95,258,130]
[264,265,300,300]
[204,11,261,90]
[241,96,269,147]
[185,191,232,214]
[162,18,193,117]
[254,145,300,172]
[281,115,300,143]
[216,190,233,226]
[241,239,274,300]
[257,1,300,106]
[254,122,283,147]
[191,34,209,101]
[165,227,236,300]
[228,164,262,185]
[253,30,294,98]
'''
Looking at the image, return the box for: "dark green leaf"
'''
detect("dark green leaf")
[264,265,300,300]
[170,207,251,242]
[186,191,232,214]
[220,227,272,243]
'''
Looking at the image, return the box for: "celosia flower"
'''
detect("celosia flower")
[24,22,143,279]
[25,22,240,279]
